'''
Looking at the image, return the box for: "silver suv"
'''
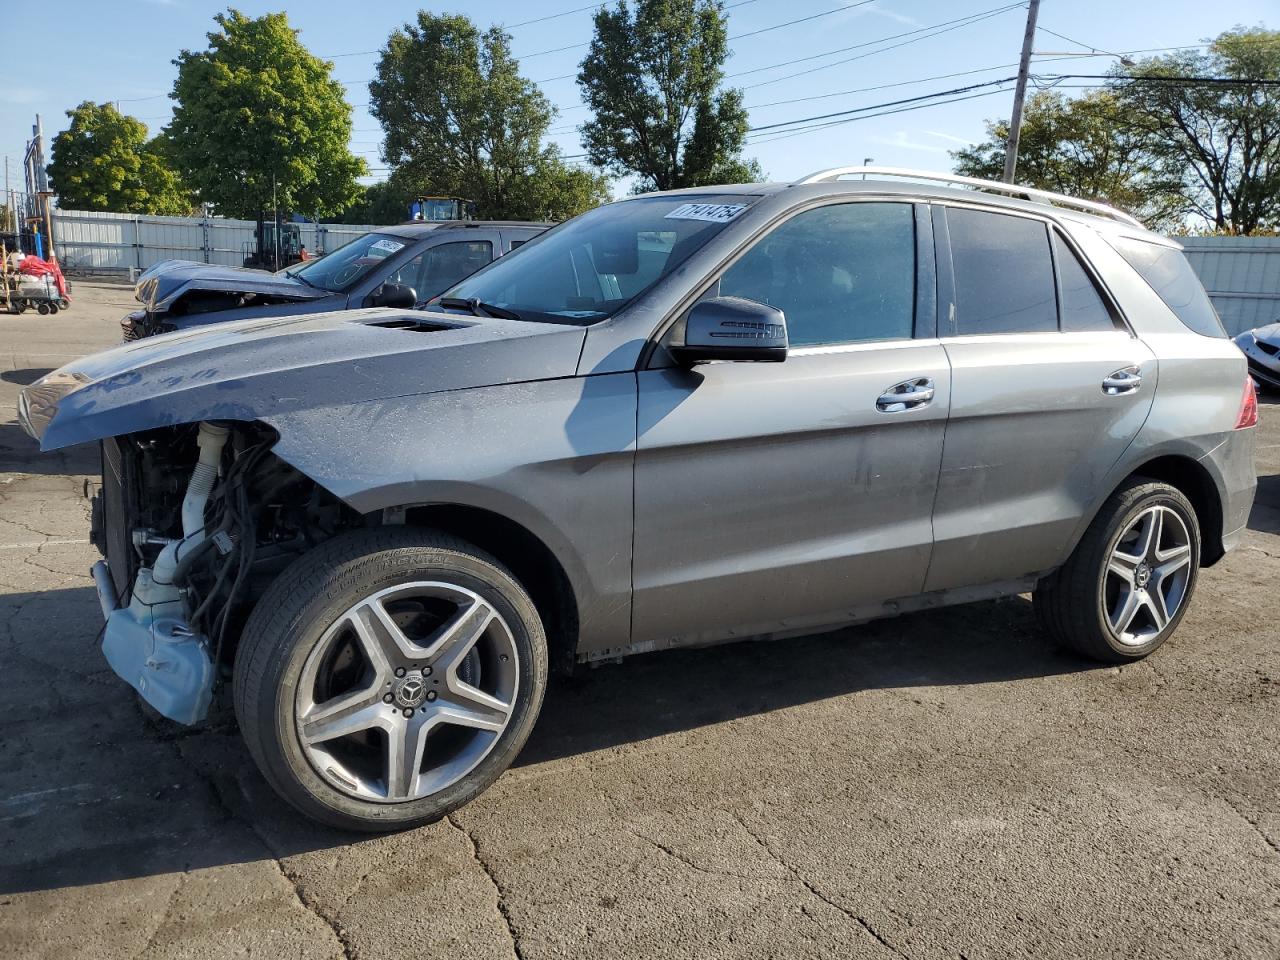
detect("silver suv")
[20,169,1257,831]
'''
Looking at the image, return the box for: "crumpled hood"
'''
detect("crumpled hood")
[136,259,326,313]
[20,307,587,450]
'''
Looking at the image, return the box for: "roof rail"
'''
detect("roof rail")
[794,166,1144,228]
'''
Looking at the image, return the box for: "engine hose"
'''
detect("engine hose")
[152,421,231,586]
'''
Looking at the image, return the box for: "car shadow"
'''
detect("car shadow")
[1248,473,1280,534]
[0,420,98,476]
[0,582,1091,896]
[0,367,54,387]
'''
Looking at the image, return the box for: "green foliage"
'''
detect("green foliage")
[1113,27,1280,234]
[332,177,414,225]
[955,27,1280,234]
[167,8,366,219]
[48,101,194,215]
[951,90,1184,230]
[577,0,760,191]
[370,13,609,221]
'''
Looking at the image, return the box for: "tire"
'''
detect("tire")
[1034,479,1200,662]
[233,527,548,832]
[37,303,49,315]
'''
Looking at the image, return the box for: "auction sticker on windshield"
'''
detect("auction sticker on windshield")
[664,203,747,223]
[369,238,406,256]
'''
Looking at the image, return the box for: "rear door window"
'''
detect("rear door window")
[1052,232,1116,333]
[1105,235,1225,338]
[947,208,1057,335]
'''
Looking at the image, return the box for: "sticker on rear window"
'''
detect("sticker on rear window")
[369,238,406,256]
[664,203,746,223]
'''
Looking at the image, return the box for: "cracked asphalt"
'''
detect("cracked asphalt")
[1,281,1278,959]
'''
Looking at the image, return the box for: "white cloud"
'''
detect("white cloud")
[924,130,974,146]
[0,87,41,106]
[868,130,952,154]
[866,7,921,27]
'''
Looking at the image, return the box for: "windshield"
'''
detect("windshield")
[286,232,410,292]
[441,195,757,324]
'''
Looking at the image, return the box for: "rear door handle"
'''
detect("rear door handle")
[1102,365,1143,395]
[877,377,935,413]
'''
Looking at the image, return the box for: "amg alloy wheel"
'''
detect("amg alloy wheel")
[235,529,547,831]
[1103,506,1193,646]
[295,581,520,803]
[1034,479,1201,662]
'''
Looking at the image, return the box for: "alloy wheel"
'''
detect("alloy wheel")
[1103,505,1193,646]
[295,581,519,803]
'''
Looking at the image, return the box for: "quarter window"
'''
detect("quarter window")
[718,202,916,347]
[1105,235,1226,338]
[948,208,1057,335]
[1053,232,1115,332]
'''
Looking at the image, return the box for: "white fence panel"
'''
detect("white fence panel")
[50,208,391,275]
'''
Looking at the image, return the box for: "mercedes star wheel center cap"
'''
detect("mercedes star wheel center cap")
[394,675,427,708]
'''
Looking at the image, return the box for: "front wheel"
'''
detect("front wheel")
[1035,480,1200,662]
[233,528,548,831]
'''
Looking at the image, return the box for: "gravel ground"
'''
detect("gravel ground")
[1,280,1277,960]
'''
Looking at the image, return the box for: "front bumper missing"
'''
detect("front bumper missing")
[92,559,215,725]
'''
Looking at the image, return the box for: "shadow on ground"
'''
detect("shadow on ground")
[0,368,54,387]
[0,583,1091,896]
[0,421,98,476]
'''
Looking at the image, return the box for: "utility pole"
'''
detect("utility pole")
[1002,0,1041,183]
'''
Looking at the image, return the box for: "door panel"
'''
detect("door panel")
[632,342,951,646]
[924,331,1156,591]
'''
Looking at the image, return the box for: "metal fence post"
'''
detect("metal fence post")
[133,216,143,277]
[202,211,211,263]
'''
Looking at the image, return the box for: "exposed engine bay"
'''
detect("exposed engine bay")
[93,421,359,721]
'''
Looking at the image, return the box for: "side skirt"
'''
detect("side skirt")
[578,575,1042,664]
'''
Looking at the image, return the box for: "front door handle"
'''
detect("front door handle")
[1102,365,1143,395]
[877,377,935,413]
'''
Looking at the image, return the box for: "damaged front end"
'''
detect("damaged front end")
[89,421,356,723]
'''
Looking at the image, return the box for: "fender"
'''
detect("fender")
[261,373,640,654]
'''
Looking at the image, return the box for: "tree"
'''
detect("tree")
[167,9,366,219]
[370,13,609,221]
[952,90,1184,230]
[1113,27,1280,234]
[334,177,413,225]
[577,0,761,191]
[48,101,194,215]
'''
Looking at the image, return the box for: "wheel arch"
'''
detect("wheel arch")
[1068,448,1227,571]
[389,502,581,674]
[1124,454,1225,566]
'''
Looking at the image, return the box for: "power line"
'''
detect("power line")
[746,62,1026,109]
[516,0,876,60]
[746,76,1018,134]
[747,88,1012,144]
[742,4,1022,90]
[1041,72,1280,87]
[728,3,1023,79]
[731,0,878,41]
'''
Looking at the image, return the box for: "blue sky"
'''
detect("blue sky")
[2,0,1275,196]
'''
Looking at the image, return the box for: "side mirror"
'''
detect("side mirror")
[371,282,418,309]
[670,296,788,365]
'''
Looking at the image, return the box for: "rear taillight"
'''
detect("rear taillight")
[1235,376,1259,429]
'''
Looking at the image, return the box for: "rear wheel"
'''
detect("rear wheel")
[234,528,548,831]
[1034,480,1200,662]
